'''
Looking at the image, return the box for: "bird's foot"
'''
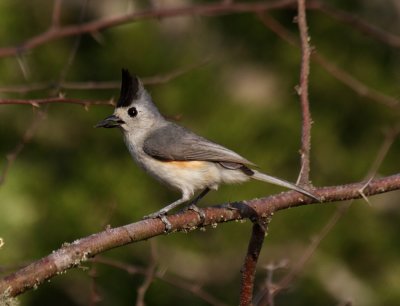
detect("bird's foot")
[143,211,172,233]
[185,204,206,224]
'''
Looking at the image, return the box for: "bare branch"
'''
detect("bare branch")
[240,218,269,306]
[0,110,46,186]
[254,261,288,306]
[312,55,400,110]
[242,5,312,302]
[88,267,102,306]
[57,0,89,84]
[256,125,400,304]
[0,59,209,94]
[7,0,398,62]
[51,0,63,29]
[296,0,312,186]
[92,257,228,306]
[257,13,400,111]
[0,97,114,107]
[0,83,53,94]
[280,203,348,291]
[309,1,400,48]
[136,242,157,306]
[366,126,400,179]
[0,0,297,58]
[0,174,399,297]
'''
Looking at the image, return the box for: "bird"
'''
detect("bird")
[96,69,318,225]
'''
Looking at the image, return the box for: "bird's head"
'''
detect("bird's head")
[95,69,163,134]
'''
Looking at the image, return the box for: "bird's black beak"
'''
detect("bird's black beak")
[95,115,125,128]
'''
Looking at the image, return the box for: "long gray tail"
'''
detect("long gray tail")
[251,170,319,201]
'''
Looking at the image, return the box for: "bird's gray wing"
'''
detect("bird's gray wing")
[143,123,256,166]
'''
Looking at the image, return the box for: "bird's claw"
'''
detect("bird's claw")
[143,211,172,233]
[185,204,206,224]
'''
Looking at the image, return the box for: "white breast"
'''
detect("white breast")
[123,132,250,197]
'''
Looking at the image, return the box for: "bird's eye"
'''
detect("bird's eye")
[127,107,138,118]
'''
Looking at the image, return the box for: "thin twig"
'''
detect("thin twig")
[0,110,46,186]
[0,59,210,94]
[256,125,400,304]
[0,97,114,107]
[309,1,400,48]
[92,257,228,306]
[296,0,312,186]
[57,0,89,84]
[0,0,296,58]
[279,125,400,289]
[136,241,158,306]
[51,0,63,29]
[312,54,400,110]
[276,203,348,293]
[366,125,400,179]
[159,274,227,306]
[0,174,399,297]
[0,0,90,192]
[240,218,269,306]
[257,13,400,111]
[88,267,102,306]
[254,261,288,306]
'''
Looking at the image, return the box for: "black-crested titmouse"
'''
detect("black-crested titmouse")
[96,69,318,221]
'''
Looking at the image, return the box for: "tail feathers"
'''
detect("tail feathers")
[251,170,319,201]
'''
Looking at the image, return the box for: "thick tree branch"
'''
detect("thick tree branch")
[0,174,399,298]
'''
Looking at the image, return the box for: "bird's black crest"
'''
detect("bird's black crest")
[117,69,139,108]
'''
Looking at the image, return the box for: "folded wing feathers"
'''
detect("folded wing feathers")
[143,123,255,166]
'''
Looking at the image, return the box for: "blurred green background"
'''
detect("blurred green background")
[0,0,399,305]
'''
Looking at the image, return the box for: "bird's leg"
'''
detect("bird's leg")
[144,188,210,230]
[145,193,191,219]
[187,187,210,207]
[143,193,191,232]
[184,187,210,223]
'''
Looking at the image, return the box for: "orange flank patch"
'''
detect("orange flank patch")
[163,160,208,169]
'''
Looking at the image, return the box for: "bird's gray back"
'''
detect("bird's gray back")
[143,122,255,166]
